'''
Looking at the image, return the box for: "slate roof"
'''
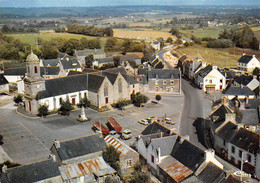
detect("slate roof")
[37,74,104,99]
[216,122,238,141]
[82,68,99,73]
[221,71,236,79]
[239,109,259,125]
[197,162,225,183]
[234,75,253,86]
[52,134,107,162]
[210,104,233,123]
[58,52,68,59]
[247,99,260,109]
[0,159,60,183]
[222,86,255,96]
[141,121,172,136]
[151,58,160,67]
[97,71,118,84]
[171,137,205,171]
[42,59,60,67]
[76,49,105,57]
[0,74,8,85]
[147,69,180,79]
[120,54,140,62]
[141,133,170,147]
[4,67,60,76]
[95,57,114,64]
[237,55,253,64]
[40,67,60,75]
[4,67,26,75]
[150,135,178,156]
[220,174,241,183]
[105,67,128,75]
[196,65,212,78]
[230,128,259,154]
[138,68,148,75]
[60,59,81,70]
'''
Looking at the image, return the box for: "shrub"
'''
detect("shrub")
[59,99,74,112]
[207,39,234,48]
[131,92,149,107]
[102,145,120,172]
[38,104,49,117]
[13,94,23,104]
[155,94,161,102]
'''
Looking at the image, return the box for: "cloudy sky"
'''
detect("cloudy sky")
[0,0,259,7]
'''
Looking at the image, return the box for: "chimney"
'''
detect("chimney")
[252,55,255,58]
[243,53,246,56]
[157,147,161,162]
[213,66,218,70]
[205,149,215,163]
[225,113,236,123]
[53,139,60,148]
[2,165,7,173]
[49,154,56,162]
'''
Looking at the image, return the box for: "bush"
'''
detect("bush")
[155,94,161,102]
[102,145,120,172]
[131,92,149,107]
[38,104,49,117]
[13,94,23,104]
[207,39,234,48]
[59,99,74,112]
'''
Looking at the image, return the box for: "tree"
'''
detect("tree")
[113,56,121,67]
[13,94,23,104]
[40,44,58,59]
[175,38,183,45]
[129,163,150,183]
[105,38,117,51]
[102,145,120,172]
[76,97,90,121]
[59,99,74,114]
[38,104,49,117]
[166,37,173,44]
[155,94,161,103]
[85,54,94,68]
[131,92,149,107]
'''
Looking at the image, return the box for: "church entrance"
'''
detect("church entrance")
[72,98,76,105]
[105,97,108,104]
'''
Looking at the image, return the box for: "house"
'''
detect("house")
[222,86,255,100]
[195,65,226,93]
[120,54,141,65]
[75,49,106,65]
[0,74,9,94]
[40,59,60,67]
[104,135,139,177]
[59,58,82,72]
[92,57,114,68]
[151,41,160,50]
[141,121,172,136]
[237,54,260,72]
[0,159,62,183]
[221,70,236,85]
[151,56,164,69]
[234,75,260,95]
[139,69,181,94]
[50,134,117,182]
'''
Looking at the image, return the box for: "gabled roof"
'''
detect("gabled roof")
[196,65,212,78]
[147,69,180,79]
[178,55,187,62]
[216,122,238,141]
[151,58,160,67]
[197,162,225,183]
[154,60,164,69]
[120,54,140,62]
[141,133,170,147]
[42,59,60,67]
[230,128,259,154]
[150,135,178,156]
[95,57,114,64]
[234,75,253,86]
[221,71,236,79]
[0,74,8,85]
[237,55,253,64]
[4,67,60,76]
[210,104,232,123]
[82,68,99,73]
[60,59,81,70]
[40,67,60,75]
[51,134,107,162]
[4,67,26,75]
[105,67,128,75]
[222,86,255,96]
[0,159,60,183]
[76,49,105,57]
[37,74,105,99]
[220,174,241,183]
[247,99,260,109]
[171,137,205,171]
[141,121,171,136]
[239,109,259,125]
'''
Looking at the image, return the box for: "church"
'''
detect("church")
[24,52,140,114]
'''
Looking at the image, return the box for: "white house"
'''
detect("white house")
[196,65,226,93]
[234,75,260,93]
[237,54,260,72]
[151,41,160,50]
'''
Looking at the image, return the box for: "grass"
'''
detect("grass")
[8,32,108,49]
[180,27,223,39]
[176,44,260,68]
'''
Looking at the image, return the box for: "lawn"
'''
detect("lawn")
[251,26,260,41]
[176,45,260,68]
[8,32,108,48]
[180,27,223,39]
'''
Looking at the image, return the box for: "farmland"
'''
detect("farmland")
[176,45,260,68]
[180,27,224,39]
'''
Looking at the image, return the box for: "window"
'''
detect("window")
[118,79,122,93]
[163,80,167,85]
[209,79,212,84]
[223,140,226,146]
[27,66,30,73]
[239,150,242,158]
[34,66,37,73]
[247,154,251,163]
[151,155,154,163]
[170,80,174,85]
[104,83,108,97]
[59,98,62,105]
[127,159,132,167]
[238,160,241,168]
[231,146,235,153]
[220,79,223,83]
[133,84,135,88]
[231,156,235,163]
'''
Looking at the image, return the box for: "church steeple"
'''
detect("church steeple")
[26,51,41,80]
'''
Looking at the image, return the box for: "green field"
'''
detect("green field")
[180,27,224,39]
[251,26,260,41]
[176,45,260,68]
[8,32,108,49]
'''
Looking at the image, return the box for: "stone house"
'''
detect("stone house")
[0,74,9,94]
[92,57,114,68]
[237,54,260,72]
[75,49,106,66]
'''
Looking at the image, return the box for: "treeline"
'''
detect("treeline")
[1,25,39,34]
[55,24,113,37]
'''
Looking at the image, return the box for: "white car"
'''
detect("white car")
[138,119,149,125]
[121,129,132,140]
[109,130,120,138]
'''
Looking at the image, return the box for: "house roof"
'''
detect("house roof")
[151,58,160,67]
[120,54,140,62]
[60,59,81,70]
[95,57,114,64]
[4,67,26,75]
[59,156,116,181]
[141,133,170,147]
[247,99,260,109]
[196,162,225,183]
[210,104,233,123]
[196,65,212,78]
[234,75,253,86]
[220,174,241,183]
[157,155,193,182]
[141,121,171,136]
[105,67,128,75]
[178,55,187,62]
[221,71,236,79]
[126,52,144,58]
[154,60,164,69]
[58,52,68,59]
[4,67,60,76]
[237,55,253,64]
[147,69,180,79]
[230,128,259,154]
[76,49,105,57]
[171,137,205,171]
[42,59,60,67]
[150,135,178,157]
[38,74,105,99]
[82,68,99,73]
[0,159,60,183]
[51,134,107,162]
[40,67,60,75]
[222,86,255,96]
[239,109,259,125]
[0,74,8,85]
[216,122,238,141]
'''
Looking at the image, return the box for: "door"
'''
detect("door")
[219,85,222,90]
[29,101,31,111]
[105,97,108,104]
[72,98,76,105]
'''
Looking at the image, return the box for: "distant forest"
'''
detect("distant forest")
[0,6,259,18]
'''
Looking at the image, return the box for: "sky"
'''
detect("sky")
[0,0,259,7]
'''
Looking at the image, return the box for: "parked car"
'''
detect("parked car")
[138,119,149,125]
[165,118,175,125]
[121,129,132,140]
[109,130,120,138]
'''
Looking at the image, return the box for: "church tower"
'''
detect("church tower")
[24,52,45,114]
